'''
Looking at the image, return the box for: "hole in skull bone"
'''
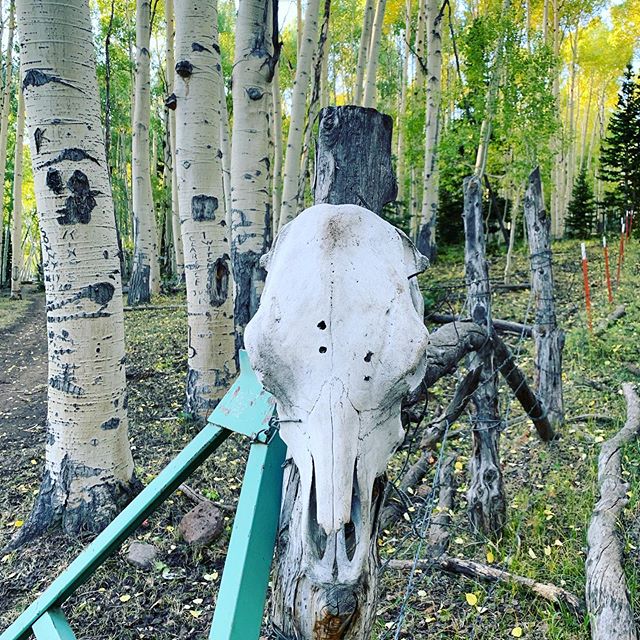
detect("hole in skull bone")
[317,320,327,330]
[364,351,374,362]
[344,466,361,562]
[363,376,371,382]
[319,346,327,354]
[308,465,328,559]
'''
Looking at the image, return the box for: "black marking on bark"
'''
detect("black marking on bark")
[246,87,264,101]
[41,148,100,168]
[207,256,230,307]
[81,282,115,306]
[100,417,121,431]
[49,363,84,396]
[34,128,46,154]
[175,60,193,78]
[165,93,177,110]
[23,69,77,92]
[46,167,65,194]
[192,194,218,221]
[192,42,212,53]
[212,42,221,54]
[103,250,109,259]
[56,170,100,225]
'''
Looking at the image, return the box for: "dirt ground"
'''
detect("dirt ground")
[0,240,639,639]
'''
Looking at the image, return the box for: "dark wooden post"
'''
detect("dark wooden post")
[463,176,506,539]
[523,167,564,428]
[313,105,397,214]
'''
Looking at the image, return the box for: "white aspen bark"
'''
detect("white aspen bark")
[14,0,136,542]
[164,0,185,281]
[230,0,276,348]
[503,189,520,284]
[296,0,302,54]
[0,1,16,285]
[219,79,232,225]
[414,0,426,94]
[396,0,410,207]
[129,0,160,304]
[10,79,24,300]
[354,0,375,105]
[579,76,594,169]
[174,0,236,416]
[278,0,322,229]
[416,0,442,261]
[271,65,283,227]
[362,0,387,109]
[410,165,419,240]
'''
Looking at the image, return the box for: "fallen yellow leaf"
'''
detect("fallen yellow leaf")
[465,593,478,606]
[119,594,131,603]
[511,626,523,637]
[486,550,495,563]
[13,520,23,528]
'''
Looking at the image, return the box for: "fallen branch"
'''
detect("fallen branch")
[178,483,234,513]
[567,414,616,426]
[594,304,625,336]
[426,453,456,558]
[585,383,639,640]
[426,312,532,338]
[388,556,584,616]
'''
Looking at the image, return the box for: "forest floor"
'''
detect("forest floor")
[0,238,639,639]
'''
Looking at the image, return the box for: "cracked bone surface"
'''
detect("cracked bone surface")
[245,204,429,639]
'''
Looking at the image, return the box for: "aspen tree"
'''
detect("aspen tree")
[396,0,411,207]
[230,0,277,347]
[10,80,24,300]
[362,0,387,108]
[13,0,136,542]
[416,0,443,260]
[129,0,160,304]
[278,0,322,228]
[354,0,375,105]
[174,0,236,416]
[164,0,184,281]
[219,80,232,223]
[0,1,15,284]
[272,65,284,226]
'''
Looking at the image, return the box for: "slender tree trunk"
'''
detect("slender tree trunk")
[278,0,322,228]
[104,0,115,167]
[396,0,410,208]
[473,0,510,179]
[219,78,232,225]
[174,0,236,416]
[0,1,16,286]
[503,189,520,284]
[129,0,160,304]
[164,0,184,281]
[271,65,283,228]
[230,0,277,350]
[362,0,387,108]
[12,0,137,545]
[354,0,375,105]
[10,77,24,300]
[416,0,443,261]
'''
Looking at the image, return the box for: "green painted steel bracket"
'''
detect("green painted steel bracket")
[0,350,282,640]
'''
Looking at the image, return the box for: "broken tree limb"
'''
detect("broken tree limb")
[463,175,506,539]
[381,368,481,530]
[426,312,533,338]
[387,557,584,616]
[492,333,556,441]
[594,304,626,336]
[426,453,457,558]
[585,383,640,640]
[524,167,564,428]
[177,483,234,513]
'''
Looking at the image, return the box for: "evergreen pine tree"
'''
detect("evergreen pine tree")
[566,168,596,238]
[599,65,640,223]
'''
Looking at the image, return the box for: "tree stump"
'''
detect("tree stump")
[523,167,564,428]
[463,176,506,539]
[313,106,397,215]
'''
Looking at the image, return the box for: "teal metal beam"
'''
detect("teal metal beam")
[0,425,230,640]
[209,431,286,640]
[32,609,77,640]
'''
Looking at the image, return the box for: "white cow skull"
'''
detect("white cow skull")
[245,204,429,639]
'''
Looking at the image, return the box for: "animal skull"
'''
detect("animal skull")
[245,204,429,639]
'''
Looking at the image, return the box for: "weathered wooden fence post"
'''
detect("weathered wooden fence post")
[523,167,564,428]
[463,175,506,538]
[313,106,397,213]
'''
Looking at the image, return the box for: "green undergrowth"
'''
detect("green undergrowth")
[0,240,639,639]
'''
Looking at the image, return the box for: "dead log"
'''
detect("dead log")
[594,304,625,336]
[463,175,506,539]
[387,557,584,616]
[313,106,397,214]
[524,167,564,428]
[585,383,639,640]
[427,453,457,558]
[426,312,533,338]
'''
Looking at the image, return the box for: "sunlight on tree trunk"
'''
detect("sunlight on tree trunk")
[13,0,137,545]
[174,0,236,417]
[354,0,375,105]
[362,0,387,108]
[10,78,24,300]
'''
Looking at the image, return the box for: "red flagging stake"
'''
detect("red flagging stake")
[582,243,593,334]
[603,236,614,305]
[616,217,625,287]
